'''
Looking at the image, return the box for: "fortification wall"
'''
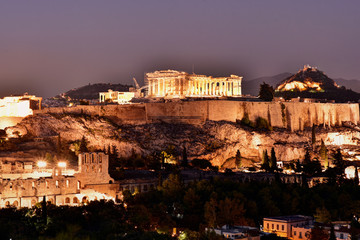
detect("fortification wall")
[145,101,359,131]
[37,104,147,124]
[37,101,359,131]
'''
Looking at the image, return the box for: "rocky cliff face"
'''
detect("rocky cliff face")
[5,113,360,168]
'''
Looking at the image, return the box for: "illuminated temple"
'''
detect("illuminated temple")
[145,70,242,98]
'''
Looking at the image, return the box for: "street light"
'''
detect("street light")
[37,161,47,168]
[57,162,67,168]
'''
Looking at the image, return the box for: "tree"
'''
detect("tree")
[329,225,336,240]
[235,150,242,169]
[270,147,277,172]
[314,206,331,223]
[182,146,188,167]
[259,82,274,101]
[354,166,359,185]
[261,150,270,172]
[79,136,88,153]
[333,149,345,178]
[319,139,328,168]
[304,149,311,165]
[312,124,316,145]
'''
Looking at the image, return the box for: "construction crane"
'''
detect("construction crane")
[132,77,148,97]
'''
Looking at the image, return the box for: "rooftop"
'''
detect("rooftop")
[264,215,312,222]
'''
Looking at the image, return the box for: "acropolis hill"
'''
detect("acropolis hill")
[3,100,359,168]
[2,68,360,168]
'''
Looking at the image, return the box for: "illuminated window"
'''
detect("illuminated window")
[77,181,81,190]
[56,180,59,188]
[66,180,69,187]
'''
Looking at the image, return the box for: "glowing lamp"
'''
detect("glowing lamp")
[58,162,67,168]
[37,161,47,168]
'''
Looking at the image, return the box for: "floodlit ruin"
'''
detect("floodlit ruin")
[145,70,242,98]
[0,152,115,208]
[99,89,135,104]
[0,94,42,117]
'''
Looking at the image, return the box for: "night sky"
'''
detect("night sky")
[0,0,359,98]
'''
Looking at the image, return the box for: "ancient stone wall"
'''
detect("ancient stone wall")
[37,104,147,124]
[36,101,359,131]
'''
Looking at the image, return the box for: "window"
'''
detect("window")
[272,224,274,229]
[299,232,302,239]
[77,181,81,190]
[294,231,297,236]
[66,180,69,187]
[65,197,70,204]
[73,197,79,203]
[267,223,269,229]
[56,180,59,188]
[277,224,279,230]
[282,225,284,231]
[340,233,344,239]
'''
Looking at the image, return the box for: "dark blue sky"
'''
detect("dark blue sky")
[0,0,359,97]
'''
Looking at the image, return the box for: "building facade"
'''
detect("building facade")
[146,70,242,98]
[0,152,114,208]
[99,89,135,104]
[263,215,313,239]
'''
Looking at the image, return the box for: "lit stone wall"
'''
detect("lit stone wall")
[37,101,359,131]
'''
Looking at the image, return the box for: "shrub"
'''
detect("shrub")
[255,117,272,131]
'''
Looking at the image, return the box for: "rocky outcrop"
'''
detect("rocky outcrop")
[5,113,360,168]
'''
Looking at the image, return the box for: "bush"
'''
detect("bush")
[255,117,272,131]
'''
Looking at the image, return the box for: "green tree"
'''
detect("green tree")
[304,149,311,165]
[182,146,188,168]
[159,174,184,202]
[204,196,218,228]
[319,139,328,168]
[314,206,331,223]
[261,150,270,172]
[270,147,277,172]
[312,124,316,145]
[235,150,242,169]
[79,136,88,153]
[259,82,274,101]
[333,149,345,178]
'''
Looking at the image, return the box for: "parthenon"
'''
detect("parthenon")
[146,70,242,98]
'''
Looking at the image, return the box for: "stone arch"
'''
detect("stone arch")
[65,197,70,204]
[82,196,88,204]
[48,198,54,204]
[5,201,10,207]
[31,199,37,207]
[73,197,79,204]
[13,200,19,207]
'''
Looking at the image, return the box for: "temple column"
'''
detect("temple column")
[157,79,160,96]
[205,80,208,96]
[148,80,152,96]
